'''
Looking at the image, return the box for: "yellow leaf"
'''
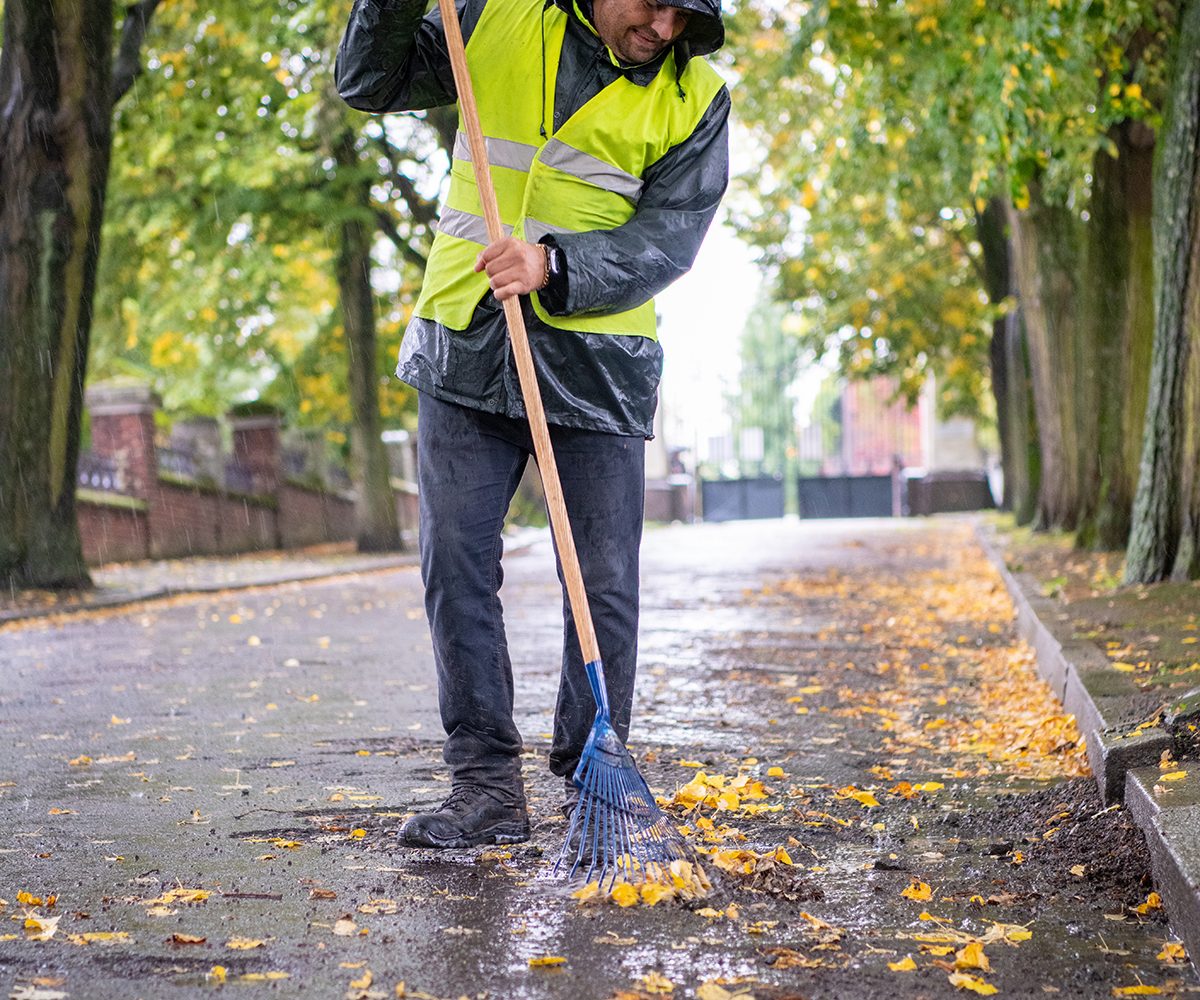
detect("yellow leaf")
[349,828,366,840]
[209,966,227,983]
[571,881,601,903]
[767,766,785,778]
[68,755,92,766]
[1070,864,1086,877]
[350,970,373,989]
[147,888,209,905]
[225,937,266,950]
[641,882,674,906]
[1158,942,1187,963]
[1134,892,1163,915]
[949,972,999,994]
[955,942,991,972]
[902,881,933,902]
[66,931,131,945]
[640,970,675,994]
[1112,987,1164,996]
[23,915,61,940]
[16,891,44,906]
[528,956,567,968]
[836,785,880,808]
[889,956,917,972]
[611,883,640,907]
[773,847,793,865]
[696,984,735,1000]
[1158,771,1187,782]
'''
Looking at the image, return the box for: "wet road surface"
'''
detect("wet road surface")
[1,517,1195,999]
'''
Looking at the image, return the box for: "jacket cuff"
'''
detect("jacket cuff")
[537,236,570,314]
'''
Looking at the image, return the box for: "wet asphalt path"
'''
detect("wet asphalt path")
[0,518,1194,999]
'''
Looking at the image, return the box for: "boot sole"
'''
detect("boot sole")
[400,823,531,850]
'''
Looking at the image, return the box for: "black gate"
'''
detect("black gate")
[796,475,894,519]
[700,477,785,522]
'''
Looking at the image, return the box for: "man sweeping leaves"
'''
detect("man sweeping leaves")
[336,0,729,848]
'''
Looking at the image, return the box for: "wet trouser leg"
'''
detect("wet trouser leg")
[418,394,528,789]
[416,392,645,789]
[544,423,645,783]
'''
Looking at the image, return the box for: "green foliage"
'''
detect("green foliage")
[728,0,1167,419]
[91,0,436,442]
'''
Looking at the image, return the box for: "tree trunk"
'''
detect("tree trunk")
[1076,121,1157,551]
[1004,303,1041,526]
[1125,0,1200,583]
[334,129,402,553]
[0,0,115,589]
[1007,187,1083,531]
[976,199,1015,511]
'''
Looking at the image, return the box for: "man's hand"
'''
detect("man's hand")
[475,237,546,301]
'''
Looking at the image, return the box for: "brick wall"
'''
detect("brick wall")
[78,383,366,567]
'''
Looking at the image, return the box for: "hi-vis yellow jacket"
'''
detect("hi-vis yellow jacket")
[412,0,725,341]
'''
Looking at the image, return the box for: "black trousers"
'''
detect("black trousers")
[416,392,645,788]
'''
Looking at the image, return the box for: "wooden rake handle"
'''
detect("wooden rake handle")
[435,0,602,666]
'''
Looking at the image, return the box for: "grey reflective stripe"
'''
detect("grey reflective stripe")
[538,138,644,202]
[523,218,578,243]
[437,207,512,244]
[453,131,539,173]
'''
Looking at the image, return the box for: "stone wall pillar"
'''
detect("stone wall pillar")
[86,382,161,500]
[229,410,282,496]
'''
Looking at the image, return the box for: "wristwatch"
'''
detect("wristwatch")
[544,243,564,285]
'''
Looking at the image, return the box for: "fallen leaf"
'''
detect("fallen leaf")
[1133,892,1162,915]
[65,931,130,946]
[889,956,918,972]
[333,916,359,936]
[571,882,601,903]
[1070,864,1086,877]
[902,880,933,902]
[949,971,999,995]
[1112,987,1163,997]
[171,933,206,945]
[208,966,227,983]
[528,956,567,968]
[640,971,675,994]
[1157,942,1187,963]
[23,915,60,941]
[955,942,990,972]
[225,937,266,950]
[310,888,337,900]
[146,888,209,905]
[610,883,640,907]
[349,828,366,841]
[1158,771,1187,782]
[349,969,373,989]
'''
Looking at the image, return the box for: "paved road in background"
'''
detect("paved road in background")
[1,518,1192,999]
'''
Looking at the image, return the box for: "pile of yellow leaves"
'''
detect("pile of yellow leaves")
[570,858,711,907]
[666,771,777,816]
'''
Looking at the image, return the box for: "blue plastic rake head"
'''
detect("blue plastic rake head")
[555,658,691,889]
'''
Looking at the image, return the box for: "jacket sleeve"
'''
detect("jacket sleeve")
[546,85,731,317]
[335,0,487,113]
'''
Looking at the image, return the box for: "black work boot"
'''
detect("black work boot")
[400,784,531,849]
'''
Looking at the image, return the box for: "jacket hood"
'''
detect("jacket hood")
[661,0,724,57]
[562,0,725,62]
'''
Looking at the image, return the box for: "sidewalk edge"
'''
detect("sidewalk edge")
[0,554,420,627]
[975,521,1197,974]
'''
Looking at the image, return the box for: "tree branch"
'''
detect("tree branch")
[113,0,165,105]
[373,207,429,271]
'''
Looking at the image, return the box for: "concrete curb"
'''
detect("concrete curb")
[973,524,1173,802]
[1125,768,1200,970]
[975,522,1199,972]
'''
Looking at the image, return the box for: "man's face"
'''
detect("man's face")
[592,0,691,65]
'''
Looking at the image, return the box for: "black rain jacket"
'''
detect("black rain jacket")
[335,0,730,438]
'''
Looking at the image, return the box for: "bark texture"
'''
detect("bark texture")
[1077,121,1156,551]
[1125,0,1200,583]
[0,0,115,588]
[1007,188,1083,531]
[334,128,403,554]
